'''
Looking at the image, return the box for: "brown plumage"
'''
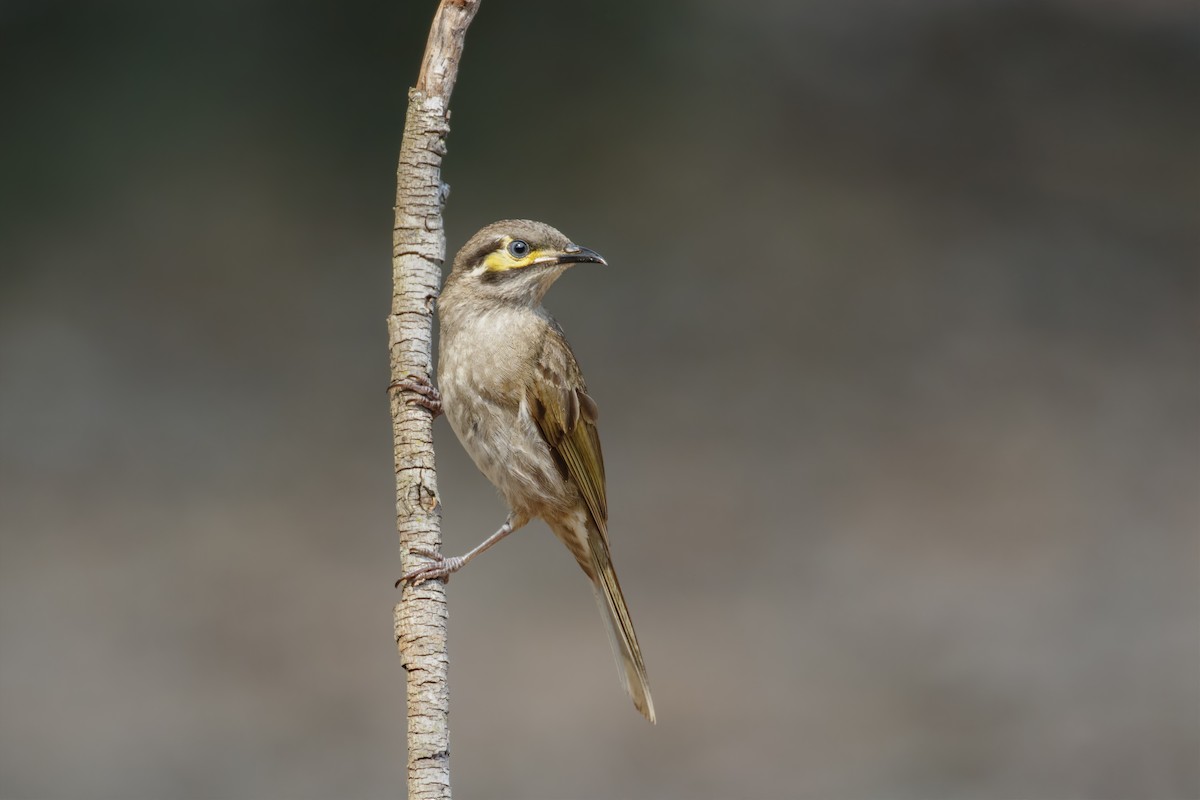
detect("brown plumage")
[398,220,655,723]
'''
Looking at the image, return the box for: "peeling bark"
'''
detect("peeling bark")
[388,2,480,798]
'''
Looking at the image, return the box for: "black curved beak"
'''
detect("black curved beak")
[556,243,607,266]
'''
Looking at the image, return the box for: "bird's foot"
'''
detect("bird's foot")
[395,547,464,587]
[394,518,518,588]
[389,374,442,417]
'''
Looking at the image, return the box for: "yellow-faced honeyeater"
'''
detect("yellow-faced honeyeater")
[394,220,655,723]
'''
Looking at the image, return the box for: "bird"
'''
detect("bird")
[392,219,655,723]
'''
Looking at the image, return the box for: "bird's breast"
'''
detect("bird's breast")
[437,308,573,517]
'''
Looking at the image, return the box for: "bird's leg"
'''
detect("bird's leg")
[388,373,442,417]
[396,515,520,587]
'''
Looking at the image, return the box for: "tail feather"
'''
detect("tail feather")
[587,525,656,723]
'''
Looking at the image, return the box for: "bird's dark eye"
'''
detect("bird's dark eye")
[507,239,530,258]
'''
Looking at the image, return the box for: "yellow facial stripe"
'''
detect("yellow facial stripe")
[482,236,546,272]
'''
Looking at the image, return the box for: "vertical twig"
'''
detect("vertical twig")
[389,2,480,798]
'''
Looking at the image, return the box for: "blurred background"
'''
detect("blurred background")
[2,0,1197,797]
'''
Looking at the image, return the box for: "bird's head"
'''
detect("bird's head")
[442,219,606,308]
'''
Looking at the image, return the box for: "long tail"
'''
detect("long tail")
[586,523,656,723]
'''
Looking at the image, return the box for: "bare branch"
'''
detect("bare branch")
[389,2,480,798]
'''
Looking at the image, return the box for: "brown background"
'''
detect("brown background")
[2,1,1197,797]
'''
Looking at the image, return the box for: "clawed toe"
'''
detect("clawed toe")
[409,546,441,560]
[388,375,443,416]
[395,549,462,587]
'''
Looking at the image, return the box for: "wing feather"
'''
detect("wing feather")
[528,326,655,723]
[529,336,607,530]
